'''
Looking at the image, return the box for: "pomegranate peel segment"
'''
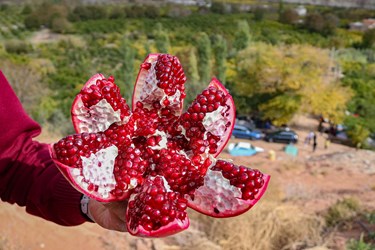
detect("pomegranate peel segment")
[50,53,270,237]
[72,73,131,134]
[187,166,270,218]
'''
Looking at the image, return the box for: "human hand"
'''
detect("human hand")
[88,198,128,232]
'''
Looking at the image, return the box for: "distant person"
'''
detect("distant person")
[312,133,317,152]
[305,131,314,145]
[324,138,330,149]
[0,71,127,232]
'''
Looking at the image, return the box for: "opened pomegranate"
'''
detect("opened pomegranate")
[50,53,270,237]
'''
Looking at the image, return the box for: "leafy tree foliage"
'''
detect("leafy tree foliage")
[212,34,228,85]
[253,7,265,21]
[196,32,212,84]
[304,13,339,36]
[51,17,72,33]
[279,9,299,25]
[232,43,351,125]
[233,20,251,51]
[183,48,202,107]
[362,29,375,49]
[187,48,200,85]
[120,38,136,100]
[210,2,226,14]
[24,3,69,30]
[154,23,170,54]
[71,5,107,21]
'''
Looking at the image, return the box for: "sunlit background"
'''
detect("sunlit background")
[0,0,374,249]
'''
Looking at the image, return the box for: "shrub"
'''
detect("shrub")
[125,5,145,18]
[21,4,32,15]
[186,202,326,250]
[51,17,72,34]
[109,7,125,19]
[347,235,375,250]
[24,13,41,30]
[279,9,299,25]
[362,29,375,49]
[325,197,361,227]
[24,3,69,29]
[210,2,226,14]
[71,5,107,21]
[144,5,161,18]
[253,7,265,21]
[4,41,32,54]
[304,13,325,33]
[347,123,370,148]
[304,12,339,36]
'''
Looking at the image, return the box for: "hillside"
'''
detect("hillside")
[1,116,374,250]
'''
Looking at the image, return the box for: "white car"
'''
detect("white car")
[227,142,265,153]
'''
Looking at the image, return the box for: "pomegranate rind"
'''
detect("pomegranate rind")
[132,54,158,110]
[187,168,270,218]
[127,213,190,238]
[48,144,130,202]
[70,73,105,133]
[132,53,185,115]
[208,78,236,157]
[126,176,190,237]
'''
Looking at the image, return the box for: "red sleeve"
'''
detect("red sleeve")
[0,70,87,226]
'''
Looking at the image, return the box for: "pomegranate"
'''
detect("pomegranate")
[50,53,270,237]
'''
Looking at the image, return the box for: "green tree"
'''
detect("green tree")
[154,23,170,54]
[24,3,69,30]
[233,20,251,52]
[51,17,72,33]
[212,34,227,85]
[144,5,161,18]
[211,2,226,14]
[259,93,301,125]
[278,0,284,17]
[196,32,212,85]
[187,48,200,85]
[362,29,375,49]
[253,7,265,21]
[184,48,202,106]
[304,13,339,36]
[21,4,32,15]
[323,13,339,36]
[119,38,135,100]
[279,9,299,25]
[232,43,351,124]
[304,13,325,33]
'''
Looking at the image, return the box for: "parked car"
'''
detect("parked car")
[265,130,298,144]
[232,125,264,140]
[227,142,264,156]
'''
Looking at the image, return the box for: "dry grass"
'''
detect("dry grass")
[165,172,328,250]
[187,201,326,250]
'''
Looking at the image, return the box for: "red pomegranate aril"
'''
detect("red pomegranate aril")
[51,54,268,237]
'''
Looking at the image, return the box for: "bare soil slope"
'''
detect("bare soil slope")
[1,116,374,249]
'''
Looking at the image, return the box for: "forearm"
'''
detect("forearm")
[0,70,87,226]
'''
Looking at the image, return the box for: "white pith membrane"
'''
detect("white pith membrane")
[187,162,248,216]
[202,106,229,137]
[71,145,118,198]
[138,60,182,115]
[149,130,168,150]
[73,99,121,133]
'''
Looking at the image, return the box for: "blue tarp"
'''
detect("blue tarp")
[284,144,298,156]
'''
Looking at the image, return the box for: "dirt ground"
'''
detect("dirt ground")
[1,116,374,249]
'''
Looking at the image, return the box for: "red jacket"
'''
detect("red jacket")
[0,71,87,226]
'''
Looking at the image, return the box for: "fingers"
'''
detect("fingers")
[88,199,128,232]
[103,200,128,223]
